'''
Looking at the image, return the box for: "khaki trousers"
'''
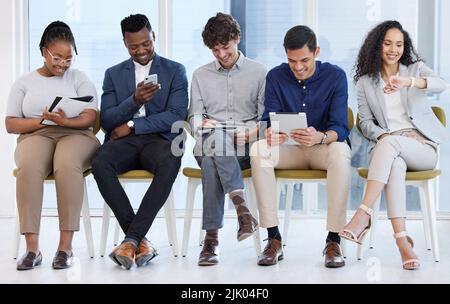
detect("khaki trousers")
[250,140,351,232]
[15,126,100,234]
[368,134,437,219]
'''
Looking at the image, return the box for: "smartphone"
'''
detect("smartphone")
[144,74,158,86]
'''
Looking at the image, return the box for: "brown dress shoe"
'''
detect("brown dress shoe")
[257,238,283,266]
[237,212,259,242]
[52,251,74,270]
[198,239,219,266]
[109,241,137,270]
[323,241,345,268]
[135,239,158,267]
[17,251,42,271]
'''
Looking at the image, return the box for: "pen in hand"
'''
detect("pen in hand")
[201,113,218,128]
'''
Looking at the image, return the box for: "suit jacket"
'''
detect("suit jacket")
[100,54,188,142]
[357,61,449,154]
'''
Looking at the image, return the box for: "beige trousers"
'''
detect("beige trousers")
[367,134,437,219]
[15,126,100,234]
[250,140,351,232]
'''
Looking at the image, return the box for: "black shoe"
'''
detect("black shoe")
[52,251,74,270]
[17,251,42,271]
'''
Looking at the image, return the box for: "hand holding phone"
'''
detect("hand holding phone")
[135,74,161,105]
[144,74,158,86]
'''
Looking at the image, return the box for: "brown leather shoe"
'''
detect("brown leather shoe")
[135,239,158,267]
[323,241,345,268]
[17,251,42,271]
[198,239,219,266]
[108,241,137,270]
[257,238,283,266]
[52,251,74,270]
[237,212,259,242]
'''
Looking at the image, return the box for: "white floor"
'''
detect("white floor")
[1,216,450,284]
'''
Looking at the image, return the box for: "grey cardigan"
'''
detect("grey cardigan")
[356,61,449,154]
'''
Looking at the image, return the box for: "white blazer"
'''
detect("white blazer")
[356,61,449,154]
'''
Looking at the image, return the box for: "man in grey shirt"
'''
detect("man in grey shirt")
[188,13,267,266]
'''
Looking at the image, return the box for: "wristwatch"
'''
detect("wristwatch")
[127,120,135,129]
[321,132,328,144]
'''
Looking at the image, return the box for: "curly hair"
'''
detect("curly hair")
[353,20,421,83]
[202,13,240,49]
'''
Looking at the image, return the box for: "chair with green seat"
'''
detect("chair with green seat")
[180,167,261,257]
[99,172,179,258]
[355,106,445,262]
[274,107,354,246]
[12,112,101,259]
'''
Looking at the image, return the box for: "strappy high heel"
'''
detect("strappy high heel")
[394,231,420,270]
[339,204,373,245]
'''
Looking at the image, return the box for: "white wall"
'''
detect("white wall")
[0,0,17,217]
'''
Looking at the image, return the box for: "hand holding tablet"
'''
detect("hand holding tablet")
[269,112,308,145]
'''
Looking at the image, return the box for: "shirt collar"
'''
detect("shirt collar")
[214,51,245,71]
[289,60,322,84]
[133,59,153,71]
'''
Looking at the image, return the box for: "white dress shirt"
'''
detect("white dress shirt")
[133,60,152,118]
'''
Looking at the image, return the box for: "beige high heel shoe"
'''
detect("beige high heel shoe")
[339,204,373,245]
[394,231,420,270]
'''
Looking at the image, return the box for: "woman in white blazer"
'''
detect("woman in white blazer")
[339,20,448,270]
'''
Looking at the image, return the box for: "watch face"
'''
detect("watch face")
[127,121,134,128]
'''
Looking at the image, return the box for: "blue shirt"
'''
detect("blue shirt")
[262,61,349,142]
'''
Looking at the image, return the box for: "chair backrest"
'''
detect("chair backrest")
[348,107,354,131]
[432,106,446,127]
[355,106,446,135]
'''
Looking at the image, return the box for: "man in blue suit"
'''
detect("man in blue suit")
[92,14,188,269]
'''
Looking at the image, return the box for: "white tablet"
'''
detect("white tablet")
[269,112,308,145]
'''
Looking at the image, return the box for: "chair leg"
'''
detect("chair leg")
[424,180,440,262]
[181,179,199,257]
[113,219,121,246]
[13,214,21,259]
[164,194,175,247]
[99,202,112,257]
[164,191,178,257]
[304,183,318,214]
[418,184,432,250]
[199,222,205,246]
[197,182,205,246]
[283,183,294,247]
[341,239,347,259]
[81,180,95,258]
[246,178,261,256]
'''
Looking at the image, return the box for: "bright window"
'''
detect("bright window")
[27,0,449,213]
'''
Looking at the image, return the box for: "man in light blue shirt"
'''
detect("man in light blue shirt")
[188,13,267,266]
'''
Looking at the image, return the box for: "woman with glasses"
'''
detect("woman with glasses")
[5,21,100,270]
